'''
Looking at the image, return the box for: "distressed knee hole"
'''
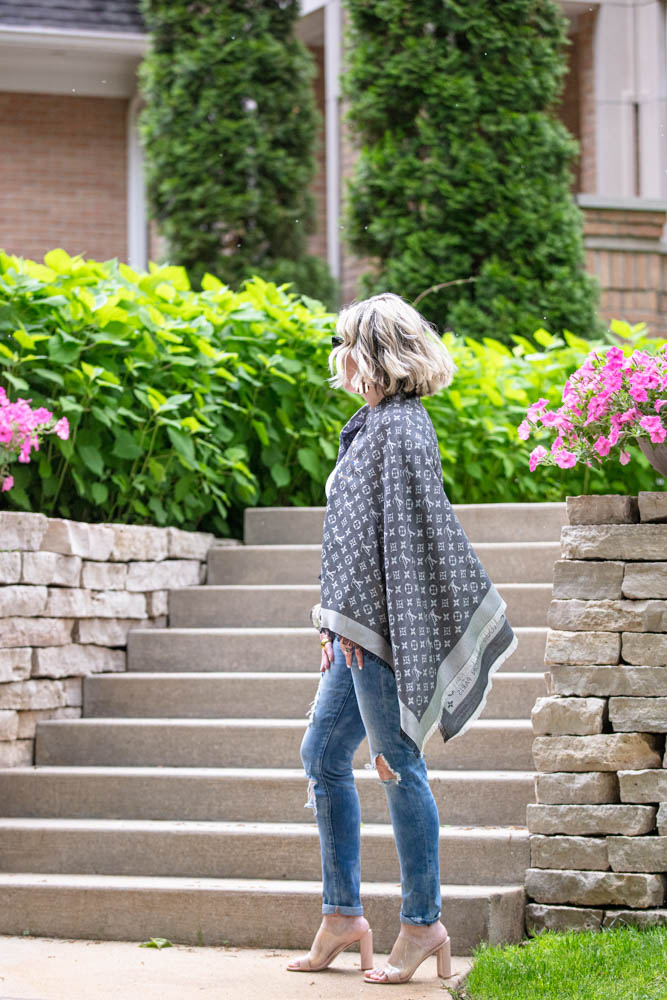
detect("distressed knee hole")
[304,776,317,815]
[374,753,401,784]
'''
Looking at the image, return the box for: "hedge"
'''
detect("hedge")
[0,250,662,536]
[340,0,602,344]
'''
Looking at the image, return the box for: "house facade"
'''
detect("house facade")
[0,0,666,332]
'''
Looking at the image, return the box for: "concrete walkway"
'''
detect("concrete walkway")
[0,935,473,999]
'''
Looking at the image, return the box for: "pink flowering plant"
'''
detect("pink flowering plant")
[0,385,69,494]
[519,344,667,473]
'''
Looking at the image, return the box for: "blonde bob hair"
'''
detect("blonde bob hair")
[327,292,456,398]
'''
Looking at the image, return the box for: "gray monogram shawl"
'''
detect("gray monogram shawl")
[312,389,517,754]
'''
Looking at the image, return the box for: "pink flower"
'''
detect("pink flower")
[604,347,625,368]
[53,416,69,440]
[554,449,577,469]
[593,435,611,457]
[32,406,53,425]
[629,383,648,403]
[640,415,666,444]
[619,450,631,465]
[656,399,667,412]
[529,446,548,472]
[585,392,610,424]
[517,420,531,440]
[527,398,549,422]
[1,474,13,492]
[619,407,638,425]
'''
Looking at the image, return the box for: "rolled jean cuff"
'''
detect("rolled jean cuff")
[399,910,441,926]
[322,903,364,916]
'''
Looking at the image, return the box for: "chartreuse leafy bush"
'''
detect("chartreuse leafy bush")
[0,250,663,534]
[341,0,603,344]
[0,249,345,537]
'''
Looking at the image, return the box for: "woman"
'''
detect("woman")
[287,293,517,984]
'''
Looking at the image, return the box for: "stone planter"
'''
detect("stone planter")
[527,491,667,933]
[638,440,667,477]
[565,495,639,526]
[0,512,221,768]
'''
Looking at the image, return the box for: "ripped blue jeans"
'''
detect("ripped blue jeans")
[300,635,441,925]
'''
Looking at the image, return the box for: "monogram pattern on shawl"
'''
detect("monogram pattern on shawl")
[318,389,516,749]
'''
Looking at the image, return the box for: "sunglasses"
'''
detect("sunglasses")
[331,335,344,348]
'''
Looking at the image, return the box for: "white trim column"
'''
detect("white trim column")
[594,0,667,199]
[127,93,148,270]
[636,0,667,200]
[594,2,637,196]
[324,0,342,281]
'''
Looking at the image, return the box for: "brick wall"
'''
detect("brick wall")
[558,10,597,196]
[338,3,380,306]
[0,512,234,768]
[558,22,581,193]
[576,10,596,196]
[581,202,667,338]
[0,92,128,263]
[526,493,667,933]
[305,44,327,265]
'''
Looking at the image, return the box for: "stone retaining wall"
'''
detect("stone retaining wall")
[0,512,231,768]
[526,492,667,932]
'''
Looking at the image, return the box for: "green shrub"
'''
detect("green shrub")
[0,249,347,536]
[340,0,603,344]
[424,322,665,503]
[138,0,338,308]
[0,250,662,535]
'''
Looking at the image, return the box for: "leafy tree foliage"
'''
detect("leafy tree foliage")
[341,0,603,342]
[138,0,337,306]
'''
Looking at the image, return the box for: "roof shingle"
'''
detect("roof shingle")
[0,1,145,33]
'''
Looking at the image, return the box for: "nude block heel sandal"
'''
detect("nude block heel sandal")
[287,923,374,973]
[360,928,374,971]
[364,929,452,984]
[436,934,452,979]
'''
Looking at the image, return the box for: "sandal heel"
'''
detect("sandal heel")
[436,935,451,979]
[360,928,374,971]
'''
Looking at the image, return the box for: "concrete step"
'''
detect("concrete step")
[0,766,535,826]
[0,872,526,953]
[243,502,566,545]
[127,625,547,674]
[207,541,561,586]
[83,671,546,720]
[34,718,535,770]
[0,818,530,885]
[168,583,553,629]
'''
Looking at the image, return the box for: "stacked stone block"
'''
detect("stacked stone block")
[526,493,667,932]
[0,512,231,768]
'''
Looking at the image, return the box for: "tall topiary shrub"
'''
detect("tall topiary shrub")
[138,0,338,307]
[341,0,603,343]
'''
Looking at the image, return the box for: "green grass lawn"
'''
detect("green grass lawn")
[448,925,667,1000]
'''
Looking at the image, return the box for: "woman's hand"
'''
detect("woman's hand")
[339,634,364,670]
[319,628,335,673]
[319,630,365,671]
